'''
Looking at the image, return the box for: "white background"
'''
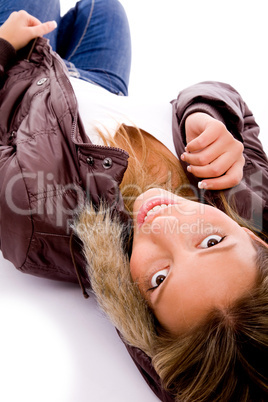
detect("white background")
[0,1,267,401]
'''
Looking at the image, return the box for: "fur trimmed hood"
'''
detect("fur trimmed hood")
[74,202,156,357]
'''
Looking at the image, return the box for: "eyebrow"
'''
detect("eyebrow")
[152,242,237,307]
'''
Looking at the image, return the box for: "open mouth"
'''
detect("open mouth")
[137,196,178,227]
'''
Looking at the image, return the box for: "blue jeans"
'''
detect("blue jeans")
[0,0,131,95]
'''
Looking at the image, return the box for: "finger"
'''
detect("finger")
[29,20,57,37]
[198,159,244,190]
[27,14,43,27]
[187,151,241,179]
[11,10,42,26]
[182,139,226,166]
[182,135,243,167]
[186,121,227,153]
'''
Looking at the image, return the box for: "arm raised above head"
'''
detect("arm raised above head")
[173,81,268,191]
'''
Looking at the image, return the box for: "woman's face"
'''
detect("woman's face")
[130,188,258,334]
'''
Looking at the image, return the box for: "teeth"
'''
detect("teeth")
[147,209,155,216]
[144,203,171,220]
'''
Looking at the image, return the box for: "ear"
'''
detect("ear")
[242,227,268,248]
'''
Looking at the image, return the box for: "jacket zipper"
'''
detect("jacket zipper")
[54,55,129,157]
[71,112,129,156]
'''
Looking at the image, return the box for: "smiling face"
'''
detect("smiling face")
[130,188,258,334]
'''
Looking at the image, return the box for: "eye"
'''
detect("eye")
[149,268,169,290]
[199,234,225,248]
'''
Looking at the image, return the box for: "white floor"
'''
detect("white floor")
[1,1,267,401]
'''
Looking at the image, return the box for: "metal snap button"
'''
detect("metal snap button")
[9,131,16,138]
[37,78,48,86]
[102,157,113,169]
[86,156,94,166]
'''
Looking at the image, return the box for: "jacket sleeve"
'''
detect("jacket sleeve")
[172,81,267,167]
[0,38,16,82]
[171,81,268,235]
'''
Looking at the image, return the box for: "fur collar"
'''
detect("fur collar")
[74,203,156,356]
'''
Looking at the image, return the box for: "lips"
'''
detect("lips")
[137,196,177,227]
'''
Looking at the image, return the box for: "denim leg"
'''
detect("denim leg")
[57,0,131,95]
[0,0,61,50]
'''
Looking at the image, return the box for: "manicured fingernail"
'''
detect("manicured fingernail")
[181,153,185,160]
[198,181,207,189]
[187,165,192,172]
[50,20,57,28]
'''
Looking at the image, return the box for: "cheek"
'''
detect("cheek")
[130,240,155,286]
[129,244,143,282]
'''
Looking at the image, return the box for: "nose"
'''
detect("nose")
[147,206,202,248]
[147,215,182,248]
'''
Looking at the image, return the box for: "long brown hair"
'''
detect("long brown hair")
[99,124,196,215]
[151,240,268,401]
[78,124,268,401]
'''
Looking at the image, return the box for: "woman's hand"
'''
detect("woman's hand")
[0,10,57,51]
[181,112,245,190]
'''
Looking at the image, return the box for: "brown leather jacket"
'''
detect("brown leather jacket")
[0,37,130,291]
[0,37,267,402]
